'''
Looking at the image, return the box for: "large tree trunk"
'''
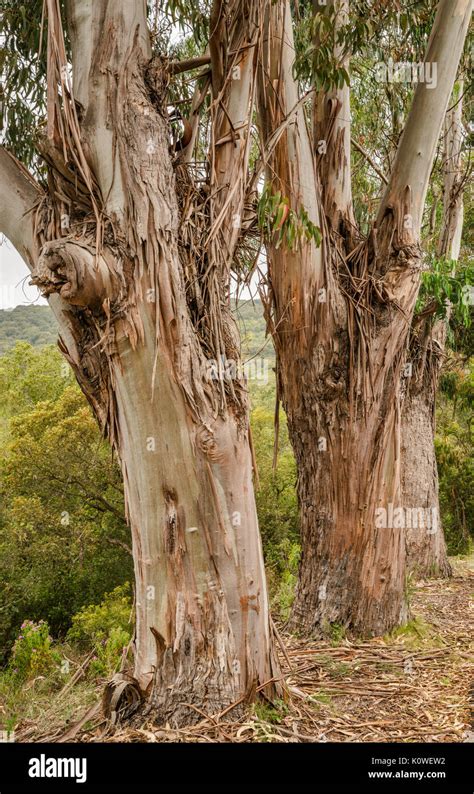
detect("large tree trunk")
[258,0,470,636]
[1,0,280,725]
[401,369,451,578]
[402,84,465,579]
[109,309,277,723]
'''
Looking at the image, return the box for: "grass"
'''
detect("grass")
[384,616,444,649]
[308,690,333,706]
[253,698,289,725]
[0,650,99,740]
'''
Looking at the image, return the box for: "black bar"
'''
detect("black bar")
[0,742,471,794]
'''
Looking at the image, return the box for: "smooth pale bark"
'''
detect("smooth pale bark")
[258,0,471,636]
[1,0,280,725]
[0,148,39,261]
[377,0,472,242]
[402,86,465,578]
[112,307,276,722]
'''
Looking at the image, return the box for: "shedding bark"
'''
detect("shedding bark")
[2,0,281,725]
[257,0,471,636]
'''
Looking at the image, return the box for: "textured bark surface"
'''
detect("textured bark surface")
[112,309,277,723]
[401,385,451,578]
[257,0,470,636]
[0,0,280,725]
[313,0,355,245]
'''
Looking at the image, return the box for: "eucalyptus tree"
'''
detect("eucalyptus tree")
[402,82,471,578]
[0,0,281,724]
[347,9,471,578]
[257,0,471,635]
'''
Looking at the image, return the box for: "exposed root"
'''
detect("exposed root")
[102,675,143,725]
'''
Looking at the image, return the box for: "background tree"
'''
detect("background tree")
[339,5,472,577]
[257,0,472,635]
[402,81,471,578]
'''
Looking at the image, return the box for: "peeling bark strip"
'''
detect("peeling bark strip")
[0,0,281,725]
[257,0,471,636]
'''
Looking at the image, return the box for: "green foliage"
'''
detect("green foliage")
[0,0,51,170]
[258,186,321,252]
[293,6,353,91]
[9,620,60,683]
[416,256,474,328]
[328,623,346,645]
[67,584,132,649]
[236,301,275,366]
[386,617,440,649]
[250,398,299,553]
[253,698,289,725]
[0,341,66,419]
[67,585,133,679]
[0,344,132,661]
[436,361,474,554]
[269,541,300,622]
[158,0,210,50]
[308,691,332,706]
[89,628,131,680]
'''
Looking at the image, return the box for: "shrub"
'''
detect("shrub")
[67,584,132,648]
[8,620,60,683]
[269,541,300,621]
[67,585,133,679]
[89,627,131,679]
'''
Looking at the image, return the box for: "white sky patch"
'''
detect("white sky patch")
[0,237,46,310]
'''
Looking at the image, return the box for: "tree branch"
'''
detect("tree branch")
[206,2,261,269]
[64,0,151,218]
[105,537,133,556]
[169,55,212,75]
[313,0,355,241]
[0,147,41,264]
[257,0,329,363]
[30,238,124,309]
[437,81,465,260]
[0,149,94,380]
[351,137,388,185]
[377,0,472,244]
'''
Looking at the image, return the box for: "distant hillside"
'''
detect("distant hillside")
[233,299,274,364]
[0,301,272,361]
[0,305,58,354]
